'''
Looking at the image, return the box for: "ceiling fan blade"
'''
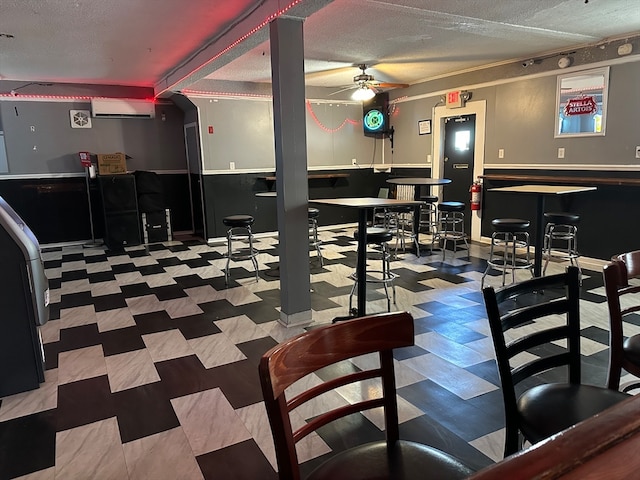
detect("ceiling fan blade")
[375,82,410,89]
[328,85,358,96]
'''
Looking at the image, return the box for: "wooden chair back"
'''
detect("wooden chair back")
[259,311,414,480]
[603,250,640,390]
[481,266,581,454]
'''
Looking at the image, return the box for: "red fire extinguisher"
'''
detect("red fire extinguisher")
[470,181,482,211]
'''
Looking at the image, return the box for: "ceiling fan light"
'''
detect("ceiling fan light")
[352,86,375,101]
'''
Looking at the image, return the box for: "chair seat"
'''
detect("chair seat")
[438,201,465,212]
[223,214,254,228]
[491,218,530,232]
[623,335,640,365]
[306,440,473,480]
[354,227,393,244]
[308,207,320,218]
[518,383,629,444]
[544,212,580,225]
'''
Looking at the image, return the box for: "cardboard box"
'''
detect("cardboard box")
[97,153,127,175]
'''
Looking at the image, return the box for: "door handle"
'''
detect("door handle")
[444,156,449,162]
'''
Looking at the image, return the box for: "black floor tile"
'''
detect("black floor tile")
[101,326,146,356]
[56,376,116,431]
[0,410,57,479]
[113,382,180,443]
[92,293,128,312]
[197,440,278,480]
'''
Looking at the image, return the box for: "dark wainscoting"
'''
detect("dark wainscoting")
[202,167,431,239]
[0,173,191,245]
[481,169,640,261]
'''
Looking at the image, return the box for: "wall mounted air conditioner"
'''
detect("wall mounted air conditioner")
[91,98,156,119]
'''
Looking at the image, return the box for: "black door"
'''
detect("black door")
[443,115,476,234]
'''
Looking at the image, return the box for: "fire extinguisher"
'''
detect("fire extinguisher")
[470,181,482,211]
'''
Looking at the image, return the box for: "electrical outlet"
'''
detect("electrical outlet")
[229,162,235,170]
[498,149,504,159]
[426,154,432,163]
[558,147,565,159]
[636,146,640,159]
[352,158,357,165]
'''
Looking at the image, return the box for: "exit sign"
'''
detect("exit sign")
[446,90,464,109]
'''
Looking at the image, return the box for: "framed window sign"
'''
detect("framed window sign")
[555,66,609,138]
[418,119,431,135]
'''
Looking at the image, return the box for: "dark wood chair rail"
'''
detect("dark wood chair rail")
[468,393,640,479]
[480,174,640,187]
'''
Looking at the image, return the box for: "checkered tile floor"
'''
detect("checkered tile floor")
[0,227,627,479]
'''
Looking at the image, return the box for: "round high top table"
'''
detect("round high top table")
[311,197,422,317]
[386,177,452,254]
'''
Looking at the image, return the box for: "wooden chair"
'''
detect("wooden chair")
[603,250,640,391]
[482,266,629,457]
[259,311,473,480]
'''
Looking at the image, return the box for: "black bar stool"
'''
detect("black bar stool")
[481,218,534,288]
[222,214,259,285]
[435,201,469,260]
[308,207,324,267]
[349,227,397,312]
[543,212,581,278]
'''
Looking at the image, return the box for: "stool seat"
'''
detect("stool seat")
[354,227,393,244]
[544,212,580,224]
[223,214,254,228]
[387,205,414,213]
[420,195,438,203]
[438,201,465,212]
[308,207,320,219]
[491,218,531,232]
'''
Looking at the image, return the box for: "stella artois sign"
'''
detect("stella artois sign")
[564,96,597,116]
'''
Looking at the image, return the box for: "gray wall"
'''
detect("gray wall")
[0,100,186,175]
[383,59,640,168]
[189,95,380,171]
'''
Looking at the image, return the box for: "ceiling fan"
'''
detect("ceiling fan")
[333,64,409,100]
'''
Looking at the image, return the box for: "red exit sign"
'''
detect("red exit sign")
[446,90,463,109]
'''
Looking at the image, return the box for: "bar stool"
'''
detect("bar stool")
[308,207,324,267]
[542,212,581,277]
[435,201,469,260]
[349,227,397,313]
[222,214,259,285]
[388,205,419,256]
[481,218,534,288]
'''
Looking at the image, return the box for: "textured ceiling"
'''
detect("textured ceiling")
[0,0,638,95]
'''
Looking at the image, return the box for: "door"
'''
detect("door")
[442,114,476,234]
[184,123,206,240]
